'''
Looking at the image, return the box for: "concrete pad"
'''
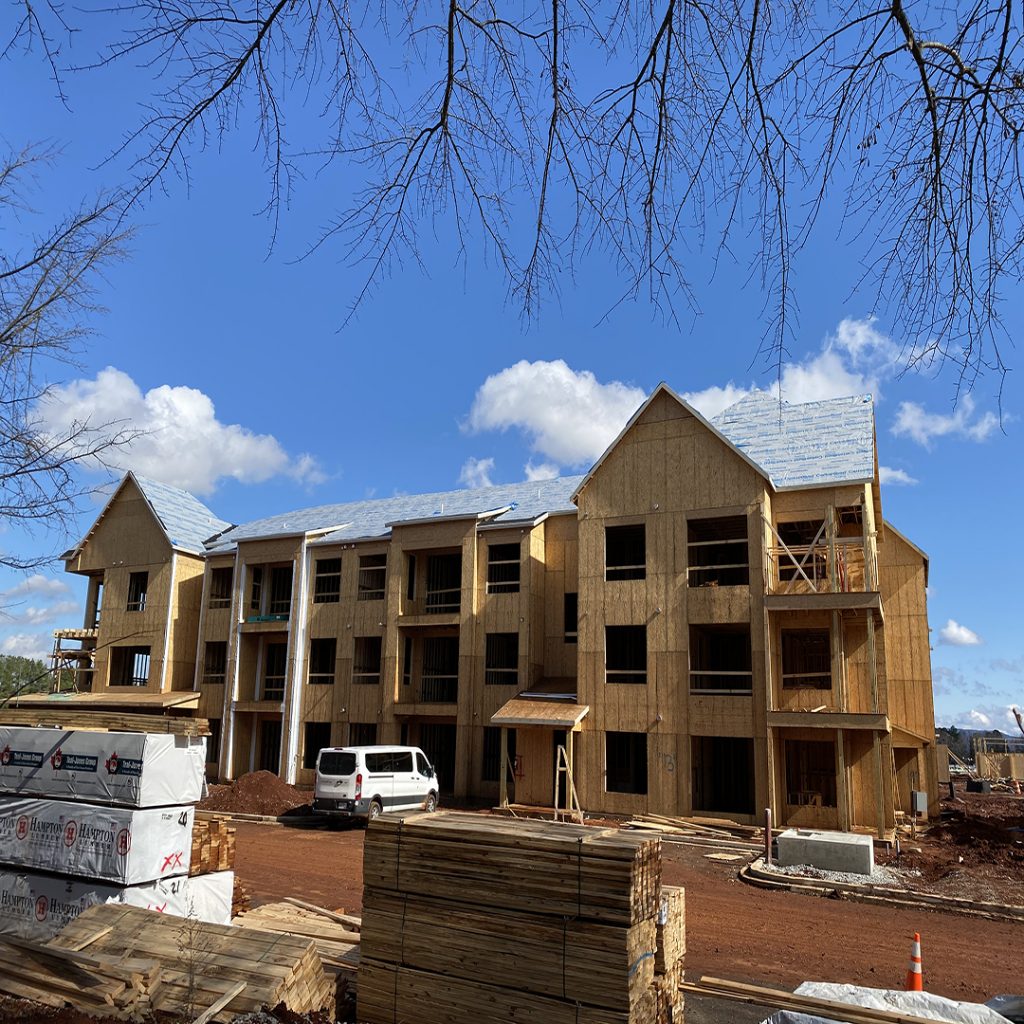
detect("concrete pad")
[777,828,874,875]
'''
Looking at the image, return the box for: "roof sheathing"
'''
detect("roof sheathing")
[64,473,230,562]
[207,476,584,552]
[131,474,232,554]
[710,391,875,490]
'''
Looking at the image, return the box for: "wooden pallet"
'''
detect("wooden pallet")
[41,904,332,1021]
[0,708,209,736]
[191,818,236,875]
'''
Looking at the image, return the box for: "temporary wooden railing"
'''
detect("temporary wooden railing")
[766,537,870,595]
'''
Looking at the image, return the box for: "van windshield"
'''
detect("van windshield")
[318,751,356,776]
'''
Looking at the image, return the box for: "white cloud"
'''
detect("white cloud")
[939,619,982,646]
[458,456,495,488]
[1,633,52,662]
[465,360,646,466]
[0,575,71,601]
[878,466,918,486]
[6,601,81,626]
[938,705,1019,731]
[684,316,898,416]
[37,367,325,496]
[892,394,999,448]
[524,460,560,481]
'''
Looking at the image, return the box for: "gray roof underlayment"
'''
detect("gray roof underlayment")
[92,389,876,556]
[710,391,875,490]
[204,476,585,553]
[131,474,233,554]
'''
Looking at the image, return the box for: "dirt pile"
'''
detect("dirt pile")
[200,771,311,817]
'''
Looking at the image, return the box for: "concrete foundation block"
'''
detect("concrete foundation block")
[777,828,874,875]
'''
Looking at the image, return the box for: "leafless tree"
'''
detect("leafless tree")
[0,144,136,570]
[14,1,1024,390]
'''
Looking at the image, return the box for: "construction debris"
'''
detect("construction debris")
[358,811,684,1024]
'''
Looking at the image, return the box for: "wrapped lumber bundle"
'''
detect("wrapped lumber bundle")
[189,818,235,875]
[0,797,193,883]
[0,868,233,939]
[360,811,675,1024]
[0,726,206,807]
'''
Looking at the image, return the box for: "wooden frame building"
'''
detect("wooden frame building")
[48,386,939,835]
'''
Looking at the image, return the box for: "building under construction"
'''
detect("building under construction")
[34,385,939,836]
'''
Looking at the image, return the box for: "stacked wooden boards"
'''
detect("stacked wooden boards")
[42,903,334,1021]
[0,934,162,1019]
[359,812,683,1024]
[234,899,361,981]
[653,886,686,1023]
[190,818,236,875]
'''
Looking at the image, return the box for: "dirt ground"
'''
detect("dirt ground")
[233,818,1024,1005]
[875,780,1024,906]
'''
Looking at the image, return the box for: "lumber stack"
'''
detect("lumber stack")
[234,899,360,980]
[363,812,661,924]
[0,934,162,1019]
[44,904,333,1021]
[359,811,681,1024]
[190,818,236,875]
[232,875,253,917]
[653,886,686,1024]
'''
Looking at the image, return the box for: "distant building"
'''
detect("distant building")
[47,385,938,835]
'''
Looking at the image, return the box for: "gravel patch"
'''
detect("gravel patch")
[763,861,910,887]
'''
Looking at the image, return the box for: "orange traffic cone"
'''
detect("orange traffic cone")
[905,932,923,991]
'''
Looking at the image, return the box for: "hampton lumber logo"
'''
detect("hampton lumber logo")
[104,752,143,777]
[0,746,43,769]
[50,748,98,773]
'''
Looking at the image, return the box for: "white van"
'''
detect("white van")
[312,745,439,822]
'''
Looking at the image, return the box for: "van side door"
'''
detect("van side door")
[390,749,418,810]
[363,751,395,810]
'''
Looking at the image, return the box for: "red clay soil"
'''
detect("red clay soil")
[199,771,311,817]
[877,785,1024,905]
[231,820,1024,1003]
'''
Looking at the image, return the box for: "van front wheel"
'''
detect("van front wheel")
[424,792,438,813]
[367,800,383,822]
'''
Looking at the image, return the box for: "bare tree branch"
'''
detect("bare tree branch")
[0,144,137,570]
[12,1,1024,394]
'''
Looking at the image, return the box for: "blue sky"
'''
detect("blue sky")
[1,12,1021,732]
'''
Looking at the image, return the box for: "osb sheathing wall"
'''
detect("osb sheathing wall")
[573,390,770,821]
[877,527,939,812]
[66,477,185,694]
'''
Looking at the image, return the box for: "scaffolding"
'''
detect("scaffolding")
[49,628,98,693]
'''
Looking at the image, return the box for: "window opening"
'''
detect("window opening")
[485,632,518,685]
[487,543,521,594]
[605,525,646,581]
[687,516,749,587]
[606,625,646,684]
